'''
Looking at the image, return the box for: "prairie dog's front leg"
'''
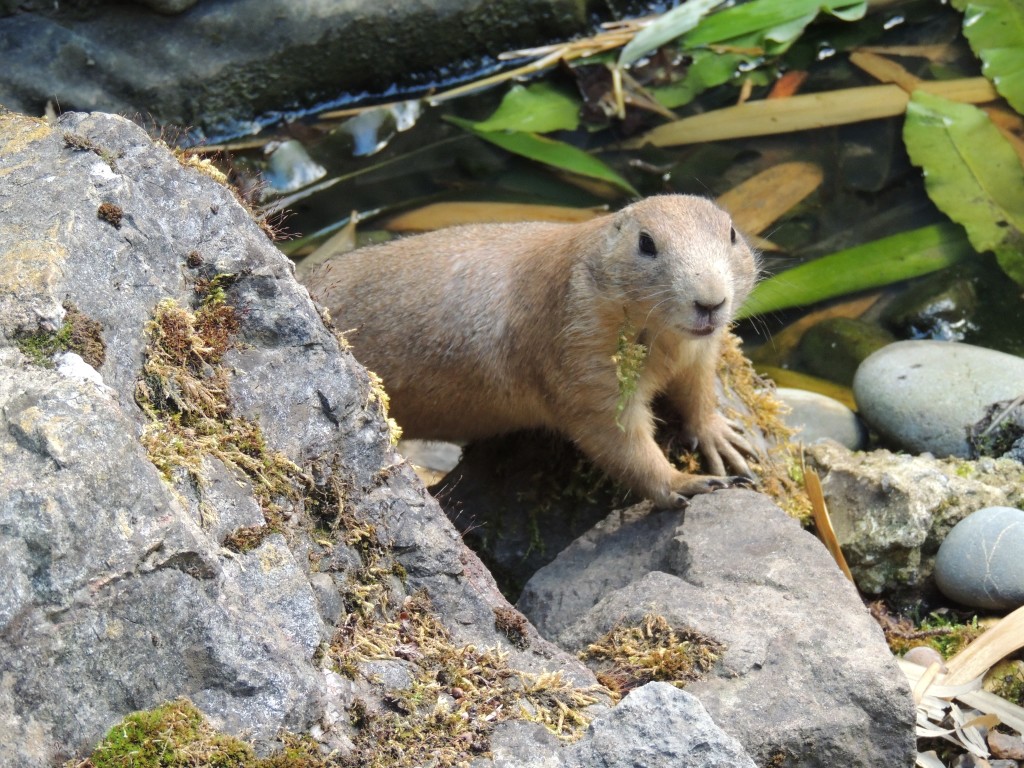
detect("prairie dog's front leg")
[568,398,747,508]
[663,351,755,478]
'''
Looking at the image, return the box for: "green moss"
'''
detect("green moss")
[874,602,985,658]
[78,699,335,768]
[15,302,106,369]
[85,699,257,768]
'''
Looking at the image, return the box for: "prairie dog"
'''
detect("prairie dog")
[306,195,759,507]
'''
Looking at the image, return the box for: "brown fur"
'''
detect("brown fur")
[306,195,759,507]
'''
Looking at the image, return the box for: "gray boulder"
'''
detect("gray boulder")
[853,340,1024,457]
[807,440,1024,596]
[0,109,601,765]
[485,684,757,768]
[517,490,917,768]
[775,386,866,449]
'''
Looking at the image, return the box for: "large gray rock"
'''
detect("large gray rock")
[807,440,1024,596]
[0,109,600,765]
[0,0,590,137]
[853,340,1024,458]
[517,490,917,768]
[485,684,757,768]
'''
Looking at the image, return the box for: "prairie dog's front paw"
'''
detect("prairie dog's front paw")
[693,413,756,477]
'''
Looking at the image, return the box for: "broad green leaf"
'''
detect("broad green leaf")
[445,116,639,196]
[904,91,1024,285]
[619,0,722,66]
[685,0,866,53]
[650,51,750,109]
[472,83,581,134]
[951,0,1024,114]
[738,223,972,319]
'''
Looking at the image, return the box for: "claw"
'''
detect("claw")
[725,474,756,488]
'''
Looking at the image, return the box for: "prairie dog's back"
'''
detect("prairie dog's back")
[306,219,596,438]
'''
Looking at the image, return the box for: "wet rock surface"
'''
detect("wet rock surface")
[934,506,1024,610]
[0,0,590,137]
[517,490,917,768]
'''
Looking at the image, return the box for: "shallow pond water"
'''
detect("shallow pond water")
[209,0,1024,394]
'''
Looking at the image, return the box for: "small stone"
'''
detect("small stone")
[989,731,1024,761]
[775,388,866,449]
[853,340,1024,457]
[935,506,1024,610]
[902,646,946,672]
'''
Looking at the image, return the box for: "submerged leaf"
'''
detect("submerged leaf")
[738,223,973,318]
[951,0,1024,114]
[684,0,867,52]
[446,116,638,196]
[619,0,721,66]
[472,82,581,133]
[904,91,1024,285]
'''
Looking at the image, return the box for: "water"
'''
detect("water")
[208,0,1024,383]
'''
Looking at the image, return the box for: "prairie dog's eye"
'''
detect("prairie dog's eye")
[730,225,738,245]
[638,232,657,258]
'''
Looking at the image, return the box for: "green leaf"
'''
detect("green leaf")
[684,0,867,53]
[619,0,722,66]
[904,91,1024,285]
[445,116,639,196]
[737,223,973,319]
[472,83,581,133]
[951,0,1024,114]
[650,51,749,109]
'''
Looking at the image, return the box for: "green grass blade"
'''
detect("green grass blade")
[737,223,973,319]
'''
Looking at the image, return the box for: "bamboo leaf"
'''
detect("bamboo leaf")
[619,0,721,66]
[445,116,639,196]
[472,82,581,133]
[626,78,998,148]
[904,91,1024,285]
[385,201,604,231]
[738,223,973,319]
[951,0,1024,114]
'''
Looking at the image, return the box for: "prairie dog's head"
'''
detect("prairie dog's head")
[591,195,758,338]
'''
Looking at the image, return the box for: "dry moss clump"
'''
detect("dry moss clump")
[326,500,602,766]
[332,590,600,768]
[134,278,308,542]
[579,614,723,697]
[716,332,811,522]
